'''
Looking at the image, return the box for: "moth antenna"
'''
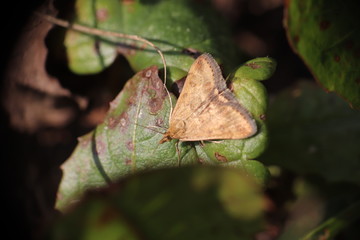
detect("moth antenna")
[164,84,173,126]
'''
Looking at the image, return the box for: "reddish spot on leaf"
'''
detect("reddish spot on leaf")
[126,141,134,151]
[116,112,130,133]
[155,118,164,127]
[334,55,341,62]
[107,116,118,129]
[125,158,132,165]
[145,69,152,78]
[144,67,167,114]
[245,62,262,69]
[198,158,205,164]
[260,114,266,120]
[148,97,164,114]
[127,94,137,106]
[215,152,228,162]
[319,20,331,30]
[96,8,109,22]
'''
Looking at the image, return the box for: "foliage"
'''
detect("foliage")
[49,167,265,240]
[285,0,360,108]
[44,0,360,239]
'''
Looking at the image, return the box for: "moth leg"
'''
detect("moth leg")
[175,140,181,167]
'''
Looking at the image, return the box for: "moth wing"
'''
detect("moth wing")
[170,53,226,121]
[178,89,257,141]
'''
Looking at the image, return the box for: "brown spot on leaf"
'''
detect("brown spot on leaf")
[96,8,109,22]
[126,141,134,151]
[260,114,266,121]
[155,118,164,127]
[142,67,156,78]
[245,62,261,69]
[144,66,167,114]
[148,97,164,114]
[198,158,205,164]
[319,20,330,30]
[145,69,152,78]
[114,112,129,133]
[215,152,228,162]
[127,94,136,106]
[334,55,341,62]
[107,116,117,129]
[125,158,132,165]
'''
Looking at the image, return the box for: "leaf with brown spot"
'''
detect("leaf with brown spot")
[57,66,197,210]
[285,0,360,108]
[57,56,274,210]
[64,0,240,81]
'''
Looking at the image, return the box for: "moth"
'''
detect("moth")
[160,53,257,143]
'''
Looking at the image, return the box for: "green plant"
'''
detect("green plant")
[31,0,360,239]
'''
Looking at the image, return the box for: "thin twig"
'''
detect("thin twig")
[36,12,174,123]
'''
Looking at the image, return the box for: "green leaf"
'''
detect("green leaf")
[66,0,240,82]
[56,66,198,210]
[49,167,266,240]
[232,57,277,81]
[285,0,360,108]
[261,81,360,184]
[198,57,274,164]
[57,56,274,210]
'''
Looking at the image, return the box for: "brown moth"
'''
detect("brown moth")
[160,53,257,143]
